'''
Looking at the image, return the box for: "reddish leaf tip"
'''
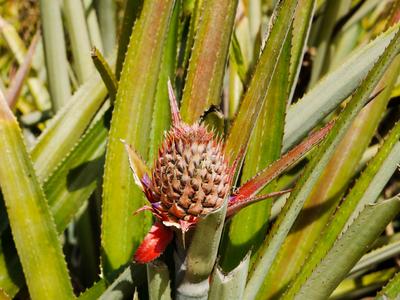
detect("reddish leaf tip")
[134,222,173,264]
[167,79,181,127]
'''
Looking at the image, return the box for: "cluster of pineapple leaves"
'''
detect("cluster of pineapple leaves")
[0,0,399,299]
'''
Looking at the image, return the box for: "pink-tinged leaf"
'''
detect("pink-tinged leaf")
[134,222,173,264]
[235,121,334,200]
[227,189,292,218]
[6,31,39,108]
[167,79,181,127]
[121,139,150,191]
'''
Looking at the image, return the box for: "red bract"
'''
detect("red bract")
[124,81,333,264]
[133,222,174,263]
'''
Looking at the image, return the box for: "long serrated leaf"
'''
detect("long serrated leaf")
[179,0,238,123]
[244,27,400,300]
[262,35,400,299]
[221,18,291,270]
[308,0,349,86]
[0,107,109,297]
[294,197,400,300]
[115,0,142,78]
[148,0,180,163]
[376,271,400,300]
[288,0,316,103]
[101,0,175,276]
[209,253,250,300]
[39,0,71,111]
[351,240,400,277]
[333,267,397,299]
[224,0,298,168]
[283,120,400,299]
[232,121,334,201]
[30,66,110,182]
[283,23,400,152]
[0,94,74,298]
[62,0,94,83]
[45,113,108,232]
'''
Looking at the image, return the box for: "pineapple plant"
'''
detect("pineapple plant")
[0,0,399,299]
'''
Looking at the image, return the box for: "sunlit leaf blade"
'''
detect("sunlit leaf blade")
[97,0,116,56]
[0,107,109,297]
[229,33,248,84]
[179,0,238,123]
[224,0,298,167]
[283,120,400,299]
[340,0,381,32]
[222,27,291,270]
[333,267,397,299]
[62,0,94,83]
[283,23,400,152]
[288,0,316,103]
[293,197,400,300]
[180,0,202,82]
[31,68,109,182]
[101,0,175,276]
[45,113,109,232]
[209,253,250,300]
[39,0,71,111]
[115,0,142,78]
[376,271,400,300]
[148,0,180,163]
[0,95,74,299]
[147,261,172,300]
[263,35,400,299]
[308,0,347,87]
[245,27,400,300]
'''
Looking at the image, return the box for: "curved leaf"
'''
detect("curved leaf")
[180,0,238,123]
[294,197,400,300]
[0,94,74,298]
[245,26,400,300]
[101,0,175,276]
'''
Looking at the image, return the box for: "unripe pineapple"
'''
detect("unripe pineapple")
[124,82,235,263]
[151,123,230,222]
[125,81,325,263]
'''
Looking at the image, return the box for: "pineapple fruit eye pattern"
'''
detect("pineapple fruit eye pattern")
[152,123,230,220]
